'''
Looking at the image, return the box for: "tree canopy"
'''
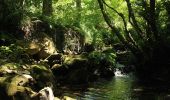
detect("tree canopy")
[1,0,170,80]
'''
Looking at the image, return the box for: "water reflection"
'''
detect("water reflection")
[61,75,170,100]
[82,76,133,100]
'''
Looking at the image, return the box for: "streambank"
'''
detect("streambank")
[0,44,116,99]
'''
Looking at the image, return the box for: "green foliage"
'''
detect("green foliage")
[52,0,112,46]
[0,44,24,62]
[88,51,116,67]
[0,46,13,57]
[0,0,118,51]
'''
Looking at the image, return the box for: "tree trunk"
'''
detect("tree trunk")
[75,0,82,26]
[149,0,158,40]
[42,0,53,16]
[97,0,144,59]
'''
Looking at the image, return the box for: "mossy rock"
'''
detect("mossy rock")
[63,54,87,67]
[0,63,31,76]
[52,54,89,84]
[30,65,56,89]
[0,63,21,75]
[6,75,33,96]
[0,75,35,100]
[17,32,57,60]
[0,63,56,99]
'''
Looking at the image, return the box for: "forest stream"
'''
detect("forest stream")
[60,74,170,100]
[2,0,170,99]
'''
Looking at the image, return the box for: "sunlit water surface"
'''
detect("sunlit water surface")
[60,75,170,100]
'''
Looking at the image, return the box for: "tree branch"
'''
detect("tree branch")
[125,0,144,39]
[102,0,140,50]
[97,0,143,57]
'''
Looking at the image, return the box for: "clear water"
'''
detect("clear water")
[60,75,170,100]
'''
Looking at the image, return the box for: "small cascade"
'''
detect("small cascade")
[115,69,125,77]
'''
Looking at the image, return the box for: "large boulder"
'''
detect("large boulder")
[51,54,89,84]
[55,27,85,54]
[17,32,57,60]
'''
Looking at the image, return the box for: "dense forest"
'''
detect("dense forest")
[0,0,170,100]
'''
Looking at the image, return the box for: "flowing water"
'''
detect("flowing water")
[60,74,170,100]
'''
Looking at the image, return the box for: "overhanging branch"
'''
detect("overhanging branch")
[97,0,143,57]
[101,0,139,50]
[125,0,144,40]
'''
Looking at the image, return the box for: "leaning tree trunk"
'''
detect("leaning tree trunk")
[97,0,145,60]
[98,0,170,81]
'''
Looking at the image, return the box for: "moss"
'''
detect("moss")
[0,44,25,63]
[31,65,49,71]
[30,64,56,90]
[63,54,87,66]
[6,75,30,96]
[0,63,21,75]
